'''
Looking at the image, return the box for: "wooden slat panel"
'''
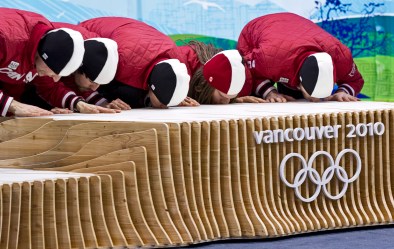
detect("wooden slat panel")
[66,178,85,249]
[153,124,187,245]
[78,177,98,248]
[356,112,379,223]
[209,120,229,238]
[55,179,71,249]
[18,182,32,249]
[74,164,147,246]
[314,114,337,228]
[322,113,345,228]
[55,147,164,246]
[367,111,390,222]
[228,120,254,237]
[201,121,220,239]
[382,110,394,218]
[263,117,291,234]
[0,119,51,142]
[89,176,113,247]
[338,113,362,225]
[99,174,128,246]
[237,119,268,236]
[168,123,200,242]
[246,119,277,236]
[281,116,305,233]
[0,121,170,167]
[31,181,45,249]
[271,117,295,234]
[9,183,22,249]
[191,122,214,239]
[254,118,284,236]
[297,115,319,231]
[335,113,358,227]
[220,120,241,237]
[181,122,206,241]
[43,180,58,249]
[0,186,3,243]
[0,184,12,249]
[0,120,83,160]
[305,114,329,229]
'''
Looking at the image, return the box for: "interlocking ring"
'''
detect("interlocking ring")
[279,149,362,202]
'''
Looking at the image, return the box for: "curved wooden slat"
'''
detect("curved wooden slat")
[74,165,144,246]
[0,118,51,142]
[0,120,84,160]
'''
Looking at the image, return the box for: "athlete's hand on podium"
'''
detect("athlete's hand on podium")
[76,101,120,114]
[178,97,200,107]
[104,98,131,110]
[235,96,267,103]
[325,91,359,102]
[8,100,53,117]
[50,108,73,114]
[265,90,295,103]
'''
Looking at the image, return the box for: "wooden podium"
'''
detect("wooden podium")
[0,101,393,248]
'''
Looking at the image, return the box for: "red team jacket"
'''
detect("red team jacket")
[0,8,56,115]
[0,8,89,116]
[79,17,181,91]
[237,13,364,98]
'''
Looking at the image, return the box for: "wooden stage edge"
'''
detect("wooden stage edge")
[0,101,393,248]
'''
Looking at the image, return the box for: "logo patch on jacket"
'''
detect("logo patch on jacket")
[0,68,37,83]
[247,60,255,68]
[348,63,356,77]
[8,61,19,70]
[279,77,289,83]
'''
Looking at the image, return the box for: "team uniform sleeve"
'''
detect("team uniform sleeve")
[336,61,364,96]
[52,22,99,39]
[0,92,14,117]
[80,90,107,106]
[61,77,108,106]
[237,37,277,99]
[334,48,365,96]
[32,77,83,110]
[237,75,276,99]
[253,79,276,99]
[0,35,4,65]
[0,36,14,116]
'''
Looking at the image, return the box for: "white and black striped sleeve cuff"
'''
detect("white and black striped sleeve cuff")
[0,92,13,117]
[337,84,355,96]
[85,91,107,105]
[255,80,276,99]
[62,91,84,110]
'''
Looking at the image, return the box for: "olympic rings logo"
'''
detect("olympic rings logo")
[279,149,362,203]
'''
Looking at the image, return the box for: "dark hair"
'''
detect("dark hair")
[77,66,86,76]
[187,41,223,104]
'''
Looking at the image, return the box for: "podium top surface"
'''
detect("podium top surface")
[0,168,93,184]
[24,101,394,123]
